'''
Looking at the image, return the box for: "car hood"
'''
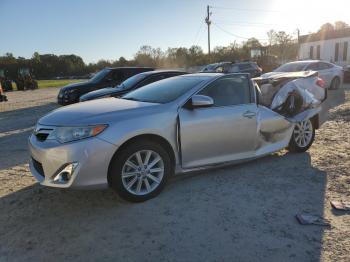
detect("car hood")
[39,98,159,126]
[80,87,122,101]
[60,81,93,92]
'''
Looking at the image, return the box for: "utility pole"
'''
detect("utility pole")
[297,28,300,59]
[205,5,212,56]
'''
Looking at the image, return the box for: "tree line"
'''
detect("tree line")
[1,22,347,79]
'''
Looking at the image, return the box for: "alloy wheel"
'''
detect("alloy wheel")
[121,150,164,196]
[293,120,313,148]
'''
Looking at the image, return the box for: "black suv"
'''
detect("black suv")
[57,67,154,105]
[201,61,262,77]
[80,70,187,102]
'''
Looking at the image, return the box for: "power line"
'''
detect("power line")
[213,19,277,27]
[212,22,269,41]
[209,5,284,13]
[195,27,205,46]
[194,23,205,46]
[193,21,204,46]
[214,22,275,29]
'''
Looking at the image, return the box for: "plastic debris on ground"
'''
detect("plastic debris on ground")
[296,213,331,227]
[330,200,350,211]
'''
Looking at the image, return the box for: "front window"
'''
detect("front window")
[274,62,308,72]
[122,76,204,104]
[199,75,251,106]
[89,69,111,83]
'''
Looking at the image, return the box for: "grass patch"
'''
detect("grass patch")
[37,79,84,89]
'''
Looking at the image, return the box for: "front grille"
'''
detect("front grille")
[32,157,44,177]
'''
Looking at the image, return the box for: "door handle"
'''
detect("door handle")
[243,111,256,118]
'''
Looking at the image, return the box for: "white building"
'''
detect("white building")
[299,28,350,67]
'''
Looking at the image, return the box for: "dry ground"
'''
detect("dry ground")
[0,87,349,262]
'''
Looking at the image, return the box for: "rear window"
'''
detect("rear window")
[118,73,148,90]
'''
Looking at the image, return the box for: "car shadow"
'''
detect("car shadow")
[0,103,58,133]
[0,151,328,261]
[0,103,58,170]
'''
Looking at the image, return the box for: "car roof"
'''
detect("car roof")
[106,67,154,70]
[136,70,187,77]
[181,73,223,79]
[235,61,256,64]
[286,60,320,65]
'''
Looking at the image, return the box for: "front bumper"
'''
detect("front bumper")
[28,134,117,189]
[57,96,74,105]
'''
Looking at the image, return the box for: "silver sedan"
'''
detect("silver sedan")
[29,73,325,202]
[262,60,343,89]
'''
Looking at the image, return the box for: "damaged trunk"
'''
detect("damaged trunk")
[253,71,326,121]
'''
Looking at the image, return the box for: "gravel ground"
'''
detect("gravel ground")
[0,87,349,262]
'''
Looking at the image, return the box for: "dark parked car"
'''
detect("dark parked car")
[57,67,154,105]
[201,61,262,77]
[79,70,187,102]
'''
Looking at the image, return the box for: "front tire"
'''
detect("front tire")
[109,140,172,202]
[288,119,315,153]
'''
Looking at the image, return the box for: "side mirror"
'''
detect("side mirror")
[190,95,214,108]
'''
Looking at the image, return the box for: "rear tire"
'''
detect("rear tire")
[330,77,340,90]
[109,140,172,202]
[288,119,315,153]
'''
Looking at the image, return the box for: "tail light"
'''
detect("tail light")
[316,78,325,88]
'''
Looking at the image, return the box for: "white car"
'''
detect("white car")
[262,60,343,89]
[29,73,326,202]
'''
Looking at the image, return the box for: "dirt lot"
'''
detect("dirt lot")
[0,87,349,262]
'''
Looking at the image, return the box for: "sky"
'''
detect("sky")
[1,0,349,63]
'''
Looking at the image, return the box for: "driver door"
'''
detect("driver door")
[179,75,258,169]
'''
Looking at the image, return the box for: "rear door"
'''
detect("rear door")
[179,75,258,168]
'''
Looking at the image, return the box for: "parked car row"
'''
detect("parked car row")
[57,59,343,106]
[31,65,327,202]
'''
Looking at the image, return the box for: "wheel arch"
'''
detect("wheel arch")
[107,134,176,185]
[311,114,320,129]
[331,76,341,89]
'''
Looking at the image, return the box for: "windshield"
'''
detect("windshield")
[274,62,309,72]
[89,68,111,83]
[117,73,148,90]
[122,76,204,104]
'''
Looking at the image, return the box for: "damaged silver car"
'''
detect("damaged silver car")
[29,72,326,202]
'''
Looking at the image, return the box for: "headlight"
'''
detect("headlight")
[47,125,107,143]
[64,89,76,94]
